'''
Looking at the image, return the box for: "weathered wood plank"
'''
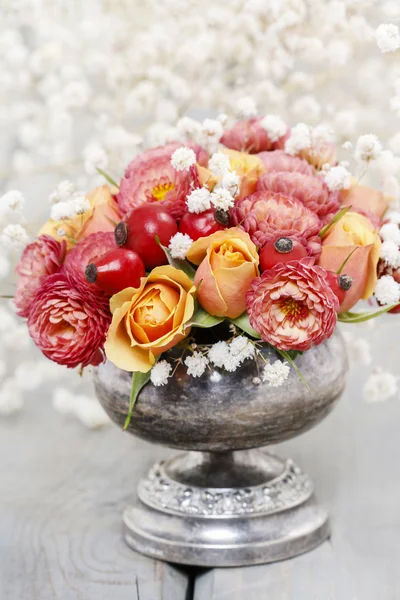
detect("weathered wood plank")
[0,391,190,600]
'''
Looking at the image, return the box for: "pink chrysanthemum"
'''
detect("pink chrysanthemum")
[117,142,207,219]
[246,258,338,352]
[14,235,66,318]
[257,150,315,175]
[28,273,111,368]
[63,232,116,300]
[221,119,288,154]
[257,172,340,218]
[231,191,322,256]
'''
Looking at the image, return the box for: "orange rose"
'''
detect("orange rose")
[104,266,196,373]
[186,228,259,319]
[317,211,381,312]
[340,184,389,220]
[197,149,264,199]
[39,185,121,250]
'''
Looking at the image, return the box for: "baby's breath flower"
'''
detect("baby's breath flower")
[150,360,172,386]
[262,360,290,387]
[83,143,108,175]
[284,123,311,155]
[380,240,400,268]
[355,134,382,164]
[186,187,212,214]
[260,114,287,142]
[374,275,400,305]
[50,201,75,221]
[363,368,398,403]
[375,24,400,54]
[236,96,257,117]
[48,180,75,205]
[185,352,209,377]
[342,141,352,150]
[69,193,90,215]
[208,341,230,368]
[219,171,240,197]
[210,188,235,211]
[380,222,400,245]
[324,165,352,191]
[229,336,255,362]
[168,232,193,259]
[0,224,29,252]
[170,146,196,171]
[208,152,231,176]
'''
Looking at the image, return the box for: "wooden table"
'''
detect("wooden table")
[1,347,399,600]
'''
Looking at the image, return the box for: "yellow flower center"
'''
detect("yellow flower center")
[152,181,175,201]
[281,297,308,322]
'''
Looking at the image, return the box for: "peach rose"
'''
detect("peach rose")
[40,185,121,250]
[340,184,389,221]
[186,228,259,319]
[104,266,196,373]
[317,211,381,312]
[197,149,264,199]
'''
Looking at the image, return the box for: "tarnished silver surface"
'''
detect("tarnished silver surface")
[93,331,348,566]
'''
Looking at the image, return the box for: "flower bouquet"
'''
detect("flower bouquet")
[10,114,400,566]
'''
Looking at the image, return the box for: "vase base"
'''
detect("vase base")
[123,450,330,567]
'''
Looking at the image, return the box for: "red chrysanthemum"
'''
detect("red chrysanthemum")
[246,258,339,351]
[231,191,322,256]
[63,232,116,300]
[14,235,66,318]
[28,273,111,368]
[221,118,288,154]
[257,150,315,175]
[117,142,207,219]
[257,172,340,219]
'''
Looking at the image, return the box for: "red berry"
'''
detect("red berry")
[85,248,145,295]
[115,205,178,270]
[259,237,308,272]
[179,209,225,241]
[325,271,353,305]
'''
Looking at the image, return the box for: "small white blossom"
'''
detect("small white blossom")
[284,123,311,155]
[53,388,109,429]
[229,336,256,362]
[168,232,193,259]
[48,180,75,205]
[0,378,24,415]
[57,227,66,237]
[363,368,398,403]
[150,360,172,386]
[262,360,290,387]
[0,190,25,226]
[185,352,209,377]
[210,188,235,211]
[83,143,108,175]
[380,240,400,268]
[375,24,400,54]
[237,96,257,117]
[208,341,231,368]
[186,187,212,214]
[260,114,287,142]
[208,152,231,176]
[50,201,75,221]
[324,165,352,191]
[386,211,400,225]
[219,171,240,197]
[69,193,90,216]
[201,118,224,139]
[355,134,382,164]
[170,146,196,171]
[342,141,352,150]
[176,116,202,140]
[0,224,29,252]
[374,275,400,305]
[210,370,222,383]
[380,222,400,245]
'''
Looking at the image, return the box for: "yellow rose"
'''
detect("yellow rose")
[186,228,259,319]
[317,211,381,312]
[104,266,196,373]
[39,185,121,250]
[340,184,389,219]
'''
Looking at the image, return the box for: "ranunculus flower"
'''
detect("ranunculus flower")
[257,172,340,219]
[28,273,111,368]
[340,185,389,222]
[317,211,381,312]
[246,258,338,351]
[104,266,196,373]
[186,228,259,319]
[63,232,116,299]
[14,235,66,318]
[40,185,121,250]
[197,149,264,199]
[231,191,322,256]
[117,142,207,219]
[221,118,287,154]
[257,150,315,176]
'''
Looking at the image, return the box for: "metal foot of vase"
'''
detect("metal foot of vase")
[123,449,329,567]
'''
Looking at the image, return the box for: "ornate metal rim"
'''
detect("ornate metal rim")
[137,457,314,519]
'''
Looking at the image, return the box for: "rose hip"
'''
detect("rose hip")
[85,248,145,295]
[115,205,178,269]
[179,208,225,241]
[259,237,308,271]
[325,271,353,305]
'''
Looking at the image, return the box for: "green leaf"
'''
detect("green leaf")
[337,247,359,275]
[276,349,311,393]
[188,306,224,329]
[230,313,261,339]
[155,236,196,280]
[123,371,151,430]
[338,303,399,323]
[319,206,351,238]
[96,167,120,189]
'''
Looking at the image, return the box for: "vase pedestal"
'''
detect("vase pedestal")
[123,449,329,567]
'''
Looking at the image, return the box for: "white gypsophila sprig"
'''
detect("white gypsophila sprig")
[208,337,255,372]
[68,192,91,215]
[208,341,231,368]
[229,336,256,362]
[208,152,231,176]
[170,146,196,171]
[386,211,400,225]
[374,275,400,306]
[83,143,108,176]
[284,123,311,155]
[380,240,400,268]
[262,360,290,387]
[210,188,235,211]
[219,171,240,197]
[363,368,398,403]
[324,165,352,191]
[150,360,173,386]
[236,96,257,118]
[375,24,400,54]
[260,115,287,142]
[48,180,75,205]
[0,224,30,253]
[50,201,75,221]
[184,352,209,377]
[354,134,382,164]
[168,232,193,259]
[186,187,212,214]
[380,222,400,245]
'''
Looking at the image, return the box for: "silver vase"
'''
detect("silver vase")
[93,329,348,567]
